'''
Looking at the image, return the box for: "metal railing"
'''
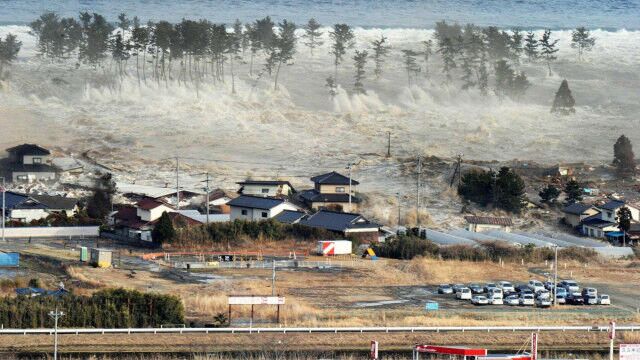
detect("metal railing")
[1,325,638,336]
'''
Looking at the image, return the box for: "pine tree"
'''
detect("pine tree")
[539,29,559,75]
[152,212,176,244]
[302,18,323,56]
[551,79,576,114]
[509,28,524,63]
[523,31,538,62]
[564,179,583,204]
[325,76,337,98]
[539,184,560,203]
[352,50,368,94]
[271,20,297,90]
[571,26,596,61]
[0,33,22,77]
[617,206,633,245]
[422,39,433,77]
[370,35,390,79]
[329,24,355,81]
[401,49,421,86]
[494,60,515,97]
[613,135,636,177]
[438,37,457,83]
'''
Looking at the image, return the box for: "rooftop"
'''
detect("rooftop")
[227,195,287,210]
[464,216,513,226]
[237,180,293,186]
[137,198,173,210]
[299,189,361,204]
[273,210,307,224]
[599,200,627,211]
[6,144,51,156]
[310,171,359,186]
[562,202,596,215]
[30,194,78,211]
[300,209,379,232]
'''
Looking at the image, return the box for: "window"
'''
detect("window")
[32,157,42,164]
[16,175,28,181]
[261,212,268,218]
[606,211,612,218]
[241,209,248,215]
[335,187,345,193]
[261,188,269,194]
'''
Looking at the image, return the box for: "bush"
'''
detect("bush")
[373,235,438,260]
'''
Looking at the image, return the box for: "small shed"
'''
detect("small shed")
[316,240,352,256]
[465,216,513,233]
[90,248,113,268]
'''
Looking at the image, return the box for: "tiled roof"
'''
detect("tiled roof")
[237,180,293,186]
[6,144,50,156]
[310,171,359,186]
[273,210,307,224]
[299,210,379,232]
[227,195,286,210]
[581,214,617,229]
[299,189,361,204]
[562,202,595,215]
[464,216,513,226]
[599,200,626,211]
[137,198,171,210]
[31,194,78,211]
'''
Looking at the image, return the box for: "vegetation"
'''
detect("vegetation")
[152,211,177,244]
[372,234,438,260]
[328,24,355,81]
[0,288,184,328]
[616,206,632,237]
[370,35,391,79]
[539,29,559,75]
[0,33,22,78]
[613,135,636,177]
[551,79,576,114]
[571,27,596,61]
[564,179,583,204]
[352,50,368,94]
[458,167,526,213]
[539,184,561,204]
[301,18,323,56]
[86,173,116,221]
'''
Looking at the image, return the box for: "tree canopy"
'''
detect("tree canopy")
[613,135,636,177]
[458,167,526,213]
[551,79,576,114]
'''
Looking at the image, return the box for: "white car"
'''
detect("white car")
[504,295,520,306]
[598,294,611,305]
[560,280,579,293]
[456,287,472,300]
[498,281,515,293]
[536,290,550,299]
[489,295,503,305]
[536,297,551,308]
[555,294,566,304]
[488,288,503,299]
[528,280,545,293]
[472,295,489,305]
[520,294,535,306]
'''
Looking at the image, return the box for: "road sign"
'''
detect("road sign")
[610,321,616,340]
[370,340,379,360]
[228,296,285,305]
[531,333,538,360]
[620,344,640,360]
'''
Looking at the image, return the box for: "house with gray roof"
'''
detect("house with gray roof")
[273,210,307,224]
[2,192,49,223]
[299,171,361,211]
[1,144,57,182]
[597,200,639,224]
[562,202,600,228]
[299,209,380,243]
[237,180,295,198]
[228,195,299,221]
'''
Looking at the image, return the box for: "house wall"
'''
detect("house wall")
[137,205,174,222]
[12,172,56,182]
[230,203,298,221]
[47,205,79,216]
[564,214,582,228]
[318,184,351,194]
[22,155,50,165]
[311,201,357,212]
[240,184,292,197]
[582,224,619,239]
[9,209,49,223]
[600,206,640,223]
[344,230,379,243]
[467,224,510,233]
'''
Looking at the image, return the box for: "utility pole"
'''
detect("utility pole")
[416,156,422,227]
[347,163,354,212]
[553,245,558,307]
[396,192,401,227]
[49,306,65,360]
[1,177,5,242]
[271,260,276,296]
[175,157,180,210]
[387,132,391,157]
[203,172,210,224]
[456,154,463,188]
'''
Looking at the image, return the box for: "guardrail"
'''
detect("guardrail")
[1,325,638,336]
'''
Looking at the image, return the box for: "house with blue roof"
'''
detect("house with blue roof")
[2,191,49,223]
[228,195,300,221]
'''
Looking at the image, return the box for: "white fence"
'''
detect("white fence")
[0,325,638,336]
[0,226,100,239]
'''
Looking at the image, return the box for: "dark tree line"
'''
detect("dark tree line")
[458,166,527,213]
[0,33,22,79]
[0,288,184,328]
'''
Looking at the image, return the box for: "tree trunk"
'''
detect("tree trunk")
[230,55,236,94]
[142,49,147,83]
[249,52,254,76]
[274,60,282,90]
[136,52,140,87]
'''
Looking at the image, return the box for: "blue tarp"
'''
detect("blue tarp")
[0,252,19,267]
[606,232,625,238]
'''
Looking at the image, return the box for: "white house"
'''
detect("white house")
[136,198,175,222]
[2,192,49,223]
[464,216,513,233]
[597,200,640,223]
[228,195,299,221]
[3,144,57,182]
[236,180,295,198]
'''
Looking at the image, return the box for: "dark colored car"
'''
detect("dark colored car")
[515,284,530,293]
[469,284,484,294]
[567,295,585,305]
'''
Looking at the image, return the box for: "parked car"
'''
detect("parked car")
[536,290,550,299]
[584,295,598,305]
[497,281,515,293]
[544,281,555,290]
[528,280,545,293]
[438,284,454,294]
[567,294,584,305]
[469,284,484,294]
[555,294,566,304]
[515,284,530,293]
[560,280,579,293]
[456,287,472,300]
[598,294,611,305]
[472,295,489,305]
[452,284,466,293]
[505,295,520,306]
[520,294,535,306]
[536,297,552,308]
[484,283,498,293]
[555,287,568,297]
[581,287,597,298]
[488,288,504,299]
[489,295,503,305]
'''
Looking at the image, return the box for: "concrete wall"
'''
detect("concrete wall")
[0,226,100,238]
[137,205,174,222]
[468,223,511,233]
[9,209,49,223]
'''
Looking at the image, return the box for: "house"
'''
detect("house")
[299,171,361,211]
[112,205,155,241]
[581,214,619,239]
[1,144,57,182]
[205,188,237,214]
[228,195,299,221]
[116,182,203,208]
[464,216,513,233]
[596,200,640,223]
[2,191,49,223]
[30,194,79,216]
[562,203,600,228]
[136,198,175,222]
[299,210,380,243]
[237,180,295,198]
[111,200,200,242]
[273,210,307,224]
[177,209,230,223]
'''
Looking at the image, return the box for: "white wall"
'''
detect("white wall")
[600,205,640,223]
[137,205,174,222]
[9,209,49,223]
[230,202,298,221]
[12,172,56,182]
[1,226,100,238]
[240,184,292,197]
[22,155,50,165]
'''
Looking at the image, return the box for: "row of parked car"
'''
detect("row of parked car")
[437,279,611,308]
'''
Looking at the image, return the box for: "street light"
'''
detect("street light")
[1,176,5,242]
[49,306,65,360]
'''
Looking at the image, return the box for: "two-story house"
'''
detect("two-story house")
[562,202,600,228]
[236,180,295,198]
[2,144,57,182]
[581,200,640,239]
[299,171,361,211]
[228,195,299,221]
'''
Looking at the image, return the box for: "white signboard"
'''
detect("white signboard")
[620,344,640,360]
[228,296,285,305]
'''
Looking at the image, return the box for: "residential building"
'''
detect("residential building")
[116,182,203,208]
[299,171,361,211]
[597,200,640,223]
[1,144,57,182]
[2,191,49,223]
[581,214,619,239]
[237,180,295,198]
[299,209,380,243]
[136,198,175,222]
[228,195,299,221]
[464,216,513,233]
[204,188,237,214]
[273,210,307,224]
[562,203,600,228]
[30,194,79,216]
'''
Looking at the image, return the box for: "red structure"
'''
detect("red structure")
[412,345,532,360]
